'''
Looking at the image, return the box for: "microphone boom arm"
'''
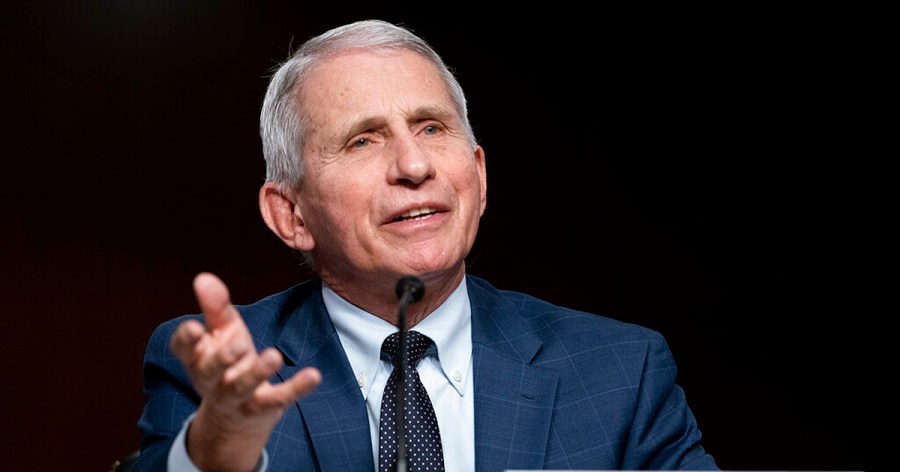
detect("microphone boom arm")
[393,275,425,472]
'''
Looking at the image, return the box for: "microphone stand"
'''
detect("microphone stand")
[394,276,424,472]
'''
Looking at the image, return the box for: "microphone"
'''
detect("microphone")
[396,275,425,307]
[393,275,425,472]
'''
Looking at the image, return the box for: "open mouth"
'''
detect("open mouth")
[393,207,438,222]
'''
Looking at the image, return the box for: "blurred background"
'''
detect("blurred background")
[2,2,873,471]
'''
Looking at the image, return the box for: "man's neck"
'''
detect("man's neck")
[320,269,466,327]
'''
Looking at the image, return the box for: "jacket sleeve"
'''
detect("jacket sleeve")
[129,315,204,472]
[623,330,719,470]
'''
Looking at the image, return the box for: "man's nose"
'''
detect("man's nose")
[388,133,434,186]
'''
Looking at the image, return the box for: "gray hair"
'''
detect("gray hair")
[259,19,476,192]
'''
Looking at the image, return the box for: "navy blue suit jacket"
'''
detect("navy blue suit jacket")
[133,275,718,471]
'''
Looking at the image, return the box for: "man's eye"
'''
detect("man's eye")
[352,138,369,148]
[423,125,439,135]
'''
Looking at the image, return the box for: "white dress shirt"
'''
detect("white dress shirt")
[167,277,475,472]
[326,277,475,472]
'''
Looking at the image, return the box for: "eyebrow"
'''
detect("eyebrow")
[339,116,388,141]
[409,104,456,125]
[335,104,457,142]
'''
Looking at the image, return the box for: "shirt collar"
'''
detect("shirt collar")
[324,276,472,399]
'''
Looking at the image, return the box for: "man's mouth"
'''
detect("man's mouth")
[393,207,438,222]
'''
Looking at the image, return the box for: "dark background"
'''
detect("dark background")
[2,2,874,471]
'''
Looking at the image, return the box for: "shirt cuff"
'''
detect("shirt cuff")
[167,412,269,472]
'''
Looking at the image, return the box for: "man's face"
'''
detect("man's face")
[292,50,487,283]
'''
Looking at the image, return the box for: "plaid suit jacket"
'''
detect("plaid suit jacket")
[133,275,718,471]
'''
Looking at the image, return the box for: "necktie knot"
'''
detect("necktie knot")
[381,330,433,368]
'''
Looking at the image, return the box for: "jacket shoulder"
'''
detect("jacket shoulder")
[466,274,663,345]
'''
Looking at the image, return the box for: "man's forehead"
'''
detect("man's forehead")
[300,52,455,129]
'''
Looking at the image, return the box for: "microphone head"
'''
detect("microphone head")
[395,275,425,303]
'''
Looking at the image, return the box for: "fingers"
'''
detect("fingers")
[170,272,255,397]
[170,318,206,360]
[197,348,321,417]
[253,364,322,411]
[283,365,322,400]
[172,272,322,417]
[193,272,241,331]
[214,348,284,404]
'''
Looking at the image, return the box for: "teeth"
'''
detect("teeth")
[399,207,434,220]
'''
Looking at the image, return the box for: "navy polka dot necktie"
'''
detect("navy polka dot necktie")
[378,330,445,472]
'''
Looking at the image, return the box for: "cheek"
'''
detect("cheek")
[455,163,485,198]
[317,180,371,228]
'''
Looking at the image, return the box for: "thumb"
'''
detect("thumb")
[193,272,240,330]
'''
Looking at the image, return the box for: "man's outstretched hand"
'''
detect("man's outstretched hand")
[170,272,321,472]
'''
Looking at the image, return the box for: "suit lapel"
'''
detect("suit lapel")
[275,285,374,472]
[469,278,559,472]
[265,277,559,471]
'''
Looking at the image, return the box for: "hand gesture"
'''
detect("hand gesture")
[170,272,321,472]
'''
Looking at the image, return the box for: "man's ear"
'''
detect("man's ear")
[259,182,316,251]
[474,144,488,216]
